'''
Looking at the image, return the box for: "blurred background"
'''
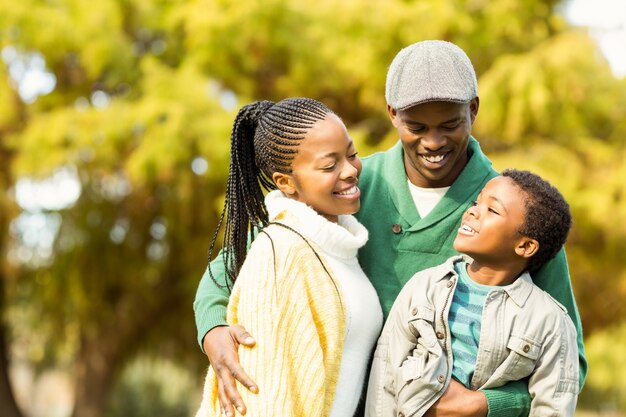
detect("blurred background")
[0,0,625,416]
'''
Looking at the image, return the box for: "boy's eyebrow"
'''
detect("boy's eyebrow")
[487,196,508,213]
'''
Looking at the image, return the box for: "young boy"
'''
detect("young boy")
[365,169,580,417]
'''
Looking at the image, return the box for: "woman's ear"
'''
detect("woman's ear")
[514,237,539,259]
[273,172,297,196]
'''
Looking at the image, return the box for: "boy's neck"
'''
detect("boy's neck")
[465,261,525,287]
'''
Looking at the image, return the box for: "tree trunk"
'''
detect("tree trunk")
[70,273,187,417]
[71,337,117,417]
[0,281,24,417]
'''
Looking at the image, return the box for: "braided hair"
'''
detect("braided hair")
[209,97,333,287]
[502,169,572,273]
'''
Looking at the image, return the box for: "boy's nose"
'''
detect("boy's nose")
[466,205,478,218]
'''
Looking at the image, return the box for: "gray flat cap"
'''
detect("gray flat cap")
[385,40,478,110]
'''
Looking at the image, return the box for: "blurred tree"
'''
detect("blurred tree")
[6,61,235,416]
[179,0,567,141]
[2,1,234,416]
[474,31,626,335]
[0,56,24,417]
[0,0,625,416]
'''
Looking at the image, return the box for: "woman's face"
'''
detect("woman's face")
[278,113,361,223]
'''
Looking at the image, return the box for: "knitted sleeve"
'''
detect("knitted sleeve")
[197,230,345,417]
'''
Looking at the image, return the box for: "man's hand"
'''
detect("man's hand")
[424,379,488,417]
[203,325,258,416]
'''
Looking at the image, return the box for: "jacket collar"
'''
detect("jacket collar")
[438,256,535,308]
[383,136,494,231]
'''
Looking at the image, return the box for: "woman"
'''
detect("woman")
[196,98,382,417]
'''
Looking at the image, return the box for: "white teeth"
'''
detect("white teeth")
[462,224,478,234]
[336,185,358,196]
[423,154,445,163]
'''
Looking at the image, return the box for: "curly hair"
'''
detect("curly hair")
[208,97,333,287]
[502,169,572,273]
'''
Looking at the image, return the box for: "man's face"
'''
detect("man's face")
[389,98,479,188]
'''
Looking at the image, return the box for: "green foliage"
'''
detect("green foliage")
[105,356,201,417]
[476,31,623,148]
[0,65,19,131]
[577,322,626,410]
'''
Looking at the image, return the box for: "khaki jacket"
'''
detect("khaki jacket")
[365,256,579,417]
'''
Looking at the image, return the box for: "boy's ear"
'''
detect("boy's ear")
[515,237,539,259]
[272,172,297,196]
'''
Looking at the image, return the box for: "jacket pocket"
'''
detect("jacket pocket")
[399,353,427,382]
[502,335,541,379]
[401,303,438,381]
[408,304,437,347]
[394,305,446,416]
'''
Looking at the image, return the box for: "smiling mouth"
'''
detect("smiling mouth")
[334,185,359,196]
[460,223,478,235]
[421,153,448,164]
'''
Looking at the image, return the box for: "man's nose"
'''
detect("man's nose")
[421,130,447,150]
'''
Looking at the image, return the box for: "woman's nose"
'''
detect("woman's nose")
[342,161,358,179]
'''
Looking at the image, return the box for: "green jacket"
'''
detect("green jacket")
[193,137,587,417]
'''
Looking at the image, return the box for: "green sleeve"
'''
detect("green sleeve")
[193,249,232,351]
[481,248,587,417]
[482,379,530,417]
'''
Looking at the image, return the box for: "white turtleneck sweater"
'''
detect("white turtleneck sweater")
[265,191,383,417]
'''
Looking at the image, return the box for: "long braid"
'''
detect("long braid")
[208,98,333,288]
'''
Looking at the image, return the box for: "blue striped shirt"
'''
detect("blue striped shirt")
[449,261,491,387]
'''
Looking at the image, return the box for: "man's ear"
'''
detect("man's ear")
[387,105,399,128]
[515,237,539,259]
[469,97,480,124]
[272,172,297,196]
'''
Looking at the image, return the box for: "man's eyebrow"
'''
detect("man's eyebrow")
[405,116,463,126]
[442,116,464,124]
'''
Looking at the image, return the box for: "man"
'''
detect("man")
[194,40,587,417]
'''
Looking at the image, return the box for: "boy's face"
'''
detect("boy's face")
[453,176,530,266]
